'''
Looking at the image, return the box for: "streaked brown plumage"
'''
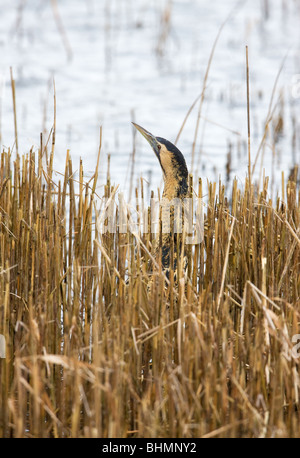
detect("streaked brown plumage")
[132,123,189,275]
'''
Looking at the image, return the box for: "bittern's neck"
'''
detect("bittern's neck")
[162,175,188,200]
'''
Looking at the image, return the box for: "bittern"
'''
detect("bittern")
[132,122,189,275]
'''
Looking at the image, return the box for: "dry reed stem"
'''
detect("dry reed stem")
[0,143,299,438]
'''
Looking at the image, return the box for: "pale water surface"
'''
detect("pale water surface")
[0,0,300,198]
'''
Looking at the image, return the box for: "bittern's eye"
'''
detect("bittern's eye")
[157,144,161,150]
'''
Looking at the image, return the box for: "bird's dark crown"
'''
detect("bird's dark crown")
[156,137,188,179]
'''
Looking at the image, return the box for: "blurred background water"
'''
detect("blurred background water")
[0,0,299,198]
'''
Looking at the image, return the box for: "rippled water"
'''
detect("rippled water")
[0,0,299,197]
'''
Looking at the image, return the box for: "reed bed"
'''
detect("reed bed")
[0,144,299,438]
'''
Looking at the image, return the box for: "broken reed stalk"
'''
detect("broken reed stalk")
[177,2,245,173]
[129,110,136,202]
[48,78,56,178]
[0,143,299,438]
[251,51,288,180]
[190,17,227,172]
[10,68,18,155]
[246,45,251,185]
[50,0,73,61]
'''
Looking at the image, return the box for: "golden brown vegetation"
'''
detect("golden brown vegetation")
[0,143,299,438]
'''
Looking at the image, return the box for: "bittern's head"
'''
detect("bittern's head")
[132,122,188,196]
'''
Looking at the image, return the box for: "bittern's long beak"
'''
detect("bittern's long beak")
[132,122,160,158]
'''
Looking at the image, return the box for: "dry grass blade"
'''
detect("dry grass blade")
[0,124,299,438]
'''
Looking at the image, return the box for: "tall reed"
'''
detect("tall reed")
[0,143,299,438]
